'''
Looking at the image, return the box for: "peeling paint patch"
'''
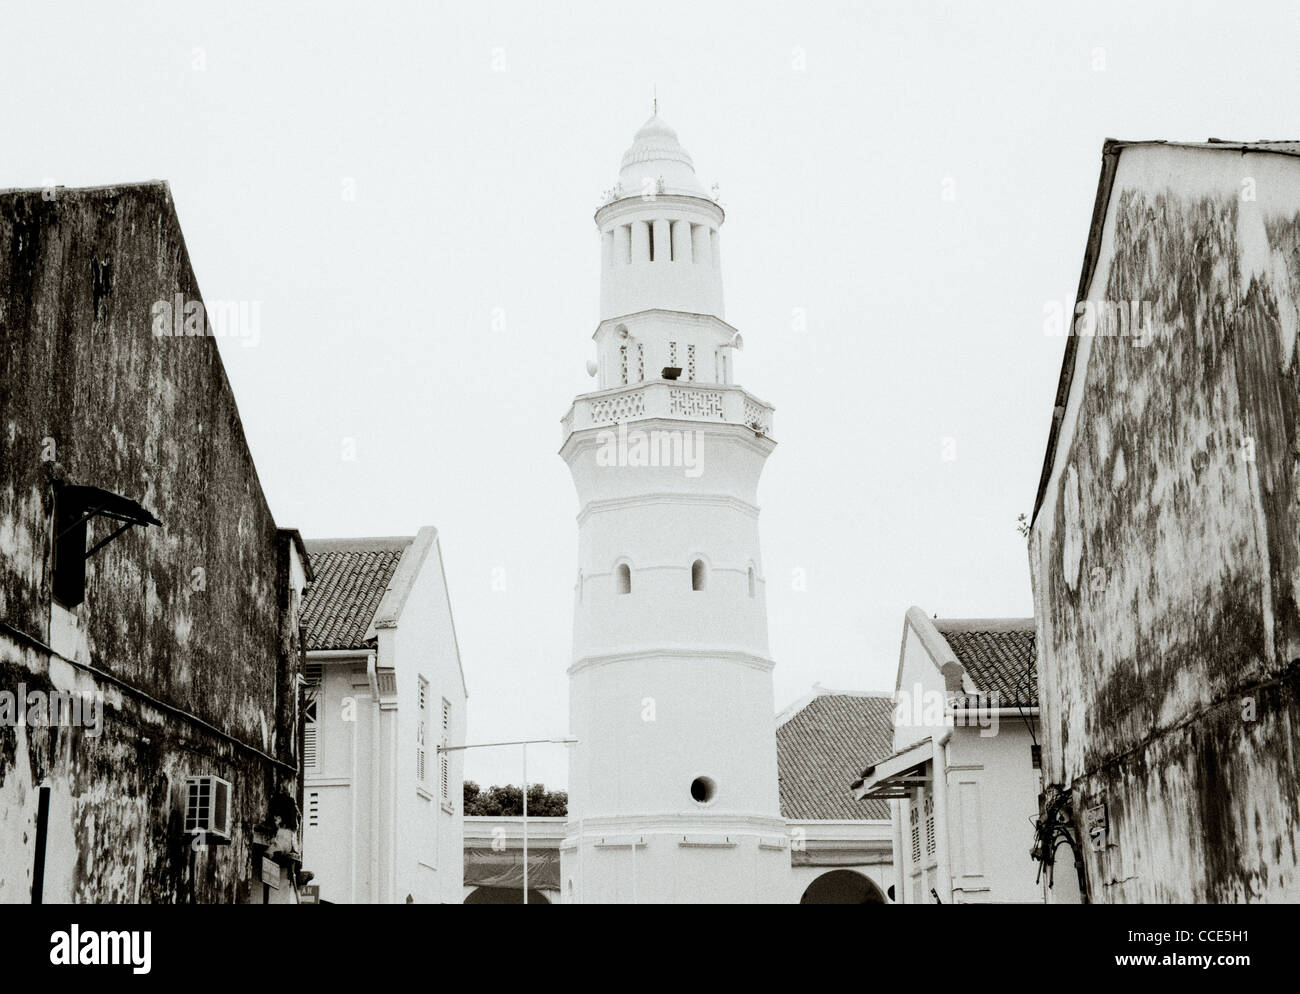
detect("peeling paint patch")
[1062,463,1082,592]
[1111,447,1127,493]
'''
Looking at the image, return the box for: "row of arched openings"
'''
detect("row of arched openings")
[611,561,757,597]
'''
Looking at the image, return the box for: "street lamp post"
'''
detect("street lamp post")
[437,736,577,905]
[522,743,528,901]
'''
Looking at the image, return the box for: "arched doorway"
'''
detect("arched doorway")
[799,869,886,904]
[464,886,552,905]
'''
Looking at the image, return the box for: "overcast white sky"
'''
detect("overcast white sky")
[5,0,1295,788]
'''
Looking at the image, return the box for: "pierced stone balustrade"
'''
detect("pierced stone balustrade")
[561,380,774,441]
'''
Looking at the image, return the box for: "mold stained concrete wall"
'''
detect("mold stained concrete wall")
[0,183,304,902]
[1030,145,1300,903]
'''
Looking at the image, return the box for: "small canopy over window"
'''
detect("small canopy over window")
[53,483,161,607]
[851,737,935,801]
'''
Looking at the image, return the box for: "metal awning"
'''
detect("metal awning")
[52,483,161,608]
[56,484,161,555]
[851,737,934,801]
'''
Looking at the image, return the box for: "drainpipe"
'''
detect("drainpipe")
[890,798,905,903]
[295,624,307,834]
[931,730,953,903]
[899,787,913,904]
[31,782,51,904]
[367,654,381,903]
[349,683,359,903]
[389,700,398,903]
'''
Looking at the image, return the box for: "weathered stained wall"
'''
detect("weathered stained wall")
[0,183,302,902]
[1030,144,1300,902]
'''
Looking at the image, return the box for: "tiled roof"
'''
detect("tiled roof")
[932,619,1037,707]
[776,692,896,821]
[301,537,413,651]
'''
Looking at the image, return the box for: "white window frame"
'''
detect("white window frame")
[439,697,453,813]
[417,676,430,788]
[303,664,323,773]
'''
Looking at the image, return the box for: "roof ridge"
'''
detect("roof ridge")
[931,617,1035,633]
[0,180,171,197]
[305,535,415,553]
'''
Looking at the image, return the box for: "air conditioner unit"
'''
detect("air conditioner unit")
[184,775,233,843]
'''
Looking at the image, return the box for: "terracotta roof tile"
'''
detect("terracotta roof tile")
[777,692,896,821]
[933,620,1037,707]
[301,537,413,651]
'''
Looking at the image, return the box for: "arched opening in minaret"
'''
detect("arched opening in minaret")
[747,566,756,598]
[691,559,707,591]
[615,563,631,595]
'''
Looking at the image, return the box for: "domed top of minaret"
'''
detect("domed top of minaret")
[614,114,712,200]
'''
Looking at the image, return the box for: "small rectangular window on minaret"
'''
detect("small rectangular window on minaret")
[620,344,628,385]
[669,341,677,367]
[637,343,644,382]
[687,344,696,381]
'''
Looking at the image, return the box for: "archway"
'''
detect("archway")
[799,869,886,904]
[464,886,552,905]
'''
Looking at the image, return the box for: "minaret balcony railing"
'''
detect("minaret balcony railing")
[561,380,773,440]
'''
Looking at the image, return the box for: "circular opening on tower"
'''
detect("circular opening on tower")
[690,776,717,805]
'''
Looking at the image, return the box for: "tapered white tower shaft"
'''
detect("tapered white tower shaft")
[558,113,789,904]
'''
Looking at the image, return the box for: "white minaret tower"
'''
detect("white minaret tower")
[558,112,790,903]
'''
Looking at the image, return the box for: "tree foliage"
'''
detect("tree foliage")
[463,781,568,817]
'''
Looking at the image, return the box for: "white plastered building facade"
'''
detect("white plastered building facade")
[299,528,468,904]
